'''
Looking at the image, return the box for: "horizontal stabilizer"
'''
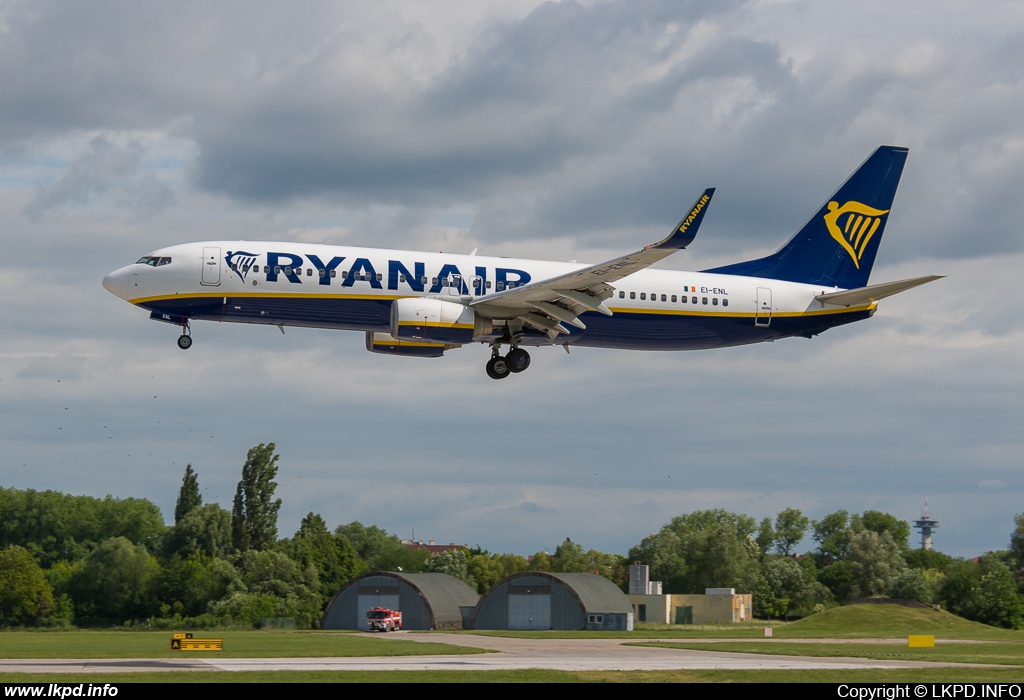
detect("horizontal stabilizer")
[816,275,944,306]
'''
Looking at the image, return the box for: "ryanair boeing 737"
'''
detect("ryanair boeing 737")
[102,146,941,379]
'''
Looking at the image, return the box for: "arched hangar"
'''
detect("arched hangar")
[470,572,633,631]
[321,571,479,630]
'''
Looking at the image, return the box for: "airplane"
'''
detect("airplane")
[102,145,941,379]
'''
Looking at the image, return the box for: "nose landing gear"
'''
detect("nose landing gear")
[177,321,192,350]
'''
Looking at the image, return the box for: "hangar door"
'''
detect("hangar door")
[508,585,551,630]
[356,586,400,630]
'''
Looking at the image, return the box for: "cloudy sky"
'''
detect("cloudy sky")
[2,0,1022,559]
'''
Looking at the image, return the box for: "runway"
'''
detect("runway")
[0,634,981,673]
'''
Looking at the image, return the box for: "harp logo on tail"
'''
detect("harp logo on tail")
[823,201,889,269]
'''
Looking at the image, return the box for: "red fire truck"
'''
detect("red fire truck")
[366,606,402,632]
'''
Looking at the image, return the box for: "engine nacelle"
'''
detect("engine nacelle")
[390,297,492,344]
[365,332,455,358]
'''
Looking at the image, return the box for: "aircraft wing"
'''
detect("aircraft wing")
[470,189,715,338]
[815,275,944,306]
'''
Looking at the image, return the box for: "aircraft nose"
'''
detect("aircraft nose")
[102,267,130,300]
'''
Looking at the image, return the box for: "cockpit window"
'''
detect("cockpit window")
[136,256,172,266]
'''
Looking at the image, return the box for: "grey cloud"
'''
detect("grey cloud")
[518,501,557,514]
[16,354,87,382]
[24,136,174,219]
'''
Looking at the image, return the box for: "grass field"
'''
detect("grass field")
[631,641,1024,666]
[453,605,1024,641]
[0,630,488,659]
[3,668,1024,683]
[1,605,1021,682]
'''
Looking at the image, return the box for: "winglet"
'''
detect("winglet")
[650,188,715,251]
[815,275,944,306]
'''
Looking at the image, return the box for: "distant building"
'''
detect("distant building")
[471,572,633,631]
[913,499,939,550]
[628,588,752,625]
[321,571,479,630]
[401,539,469,555]
[628,563,662,595]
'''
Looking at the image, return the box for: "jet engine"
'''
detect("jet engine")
[364,332,457,358]
[390,297,492,344]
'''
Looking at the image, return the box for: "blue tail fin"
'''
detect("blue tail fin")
[704,146,908,289]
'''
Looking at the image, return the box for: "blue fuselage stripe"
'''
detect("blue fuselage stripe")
[138,296,870,350]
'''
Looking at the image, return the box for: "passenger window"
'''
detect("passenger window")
[330,270,337,278]
[432,277,438,285]
[377,273,383,281]
[497,281,505,290]
[661,294,667,302]
[702,297,708,305]
[399,274,406,282]
[342,271,348,279]
[640,293,646,300]
[274,266,282,274]
[691,296,697,304]
[486,281,492,288]
[630,292,636,299]
[723,299,729,307]
[619,291,625,299]
[284,267,292,275]
[671,295,677,302]
[318,269,325,277]
[441,278,449,286]
[264,265,269,273]
[421,276,429,284]
[306,269,312,276]
[712,298,718,306]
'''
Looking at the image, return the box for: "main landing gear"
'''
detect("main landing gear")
[177,321,192,350]
[485,342,531,380]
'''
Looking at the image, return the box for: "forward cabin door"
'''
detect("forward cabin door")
[755,287,772,327]
[201,247,221,286]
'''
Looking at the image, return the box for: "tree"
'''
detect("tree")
[774,508,809,556]
[156,552,239,618]
[846,530,906,598]
[0,486,165,566]
[941,556,1024,630]
[214,549,323,627]
[811,510,851,562]
[551,538,587,572]
[231,443,282,552]
[0,546,55,625]
[548,538,626,585]
[333,522,428,572]
[467,552,529,593]
[165,503,233,559]
[851,510,911,553]
[174,464,202,524]
[284,513,363,603]
[1010,514,1024,569]
[888,569,932,604]
[67,537,159,621]
[424,549,474,586]
[755,517,776,560]
[629,509,760,594]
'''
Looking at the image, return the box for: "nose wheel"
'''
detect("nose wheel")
[177,321,192,350]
